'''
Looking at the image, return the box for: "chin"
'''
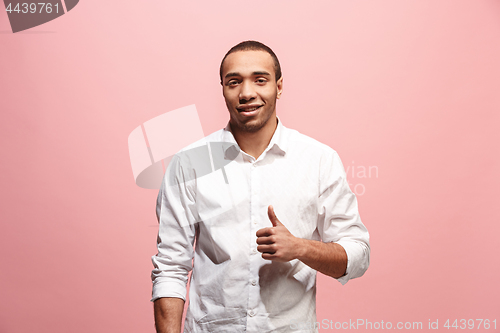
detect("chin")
[232,118,266,133]
[242,122,266,133]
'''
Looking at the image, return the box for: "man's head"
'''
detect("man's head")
[220,41,283,134]
[219,41,282,84]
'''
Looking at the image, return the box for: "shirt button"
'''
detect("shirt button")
[251,248,258,255]
[249,310,256,317]
[251,279,257,286]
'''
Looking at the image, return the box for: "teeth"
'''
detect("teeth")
[242,107,258,111]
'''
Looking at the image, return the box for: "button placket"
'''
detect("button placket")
[248,160,260,320]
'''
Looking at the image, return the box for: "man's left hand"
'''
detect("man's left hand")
[256,205,303,262]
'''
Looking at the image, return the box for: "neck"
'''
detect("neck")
[231,117,278,159]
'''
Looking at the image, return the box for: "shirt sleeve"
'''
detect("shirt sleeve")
[150,154,198,302]
[317,150,370,285]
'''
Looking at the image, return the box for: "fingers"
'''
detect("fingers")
[268,205,282,227]
[256,227,274,238]
[261,252,277,260]
[257,206,285,261]
[257,244,277,255]
[256,235,275,245]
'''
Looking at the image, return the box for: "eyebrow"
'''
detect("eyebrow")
[224,71,272,79]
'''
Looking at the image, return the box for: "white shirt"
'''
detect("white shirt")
[151,118,370,333]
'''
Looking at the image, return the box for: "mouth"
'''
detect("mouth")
[237,104,263,116]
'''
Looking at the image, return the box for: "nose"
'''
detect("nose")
[239,80,257,103]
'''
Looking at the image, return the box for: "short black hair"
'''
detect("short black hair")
[219,40,282,84]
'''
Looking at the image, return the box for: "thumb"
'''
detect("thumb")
[268,205,282,227]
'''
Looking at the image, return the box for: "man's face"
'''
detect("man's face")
[221,50,283,133]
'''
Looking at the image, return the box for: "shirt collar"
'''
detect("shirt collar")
[222,116,288,158]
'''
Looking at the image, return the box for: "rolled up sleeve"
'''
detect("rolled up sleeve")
[317,150,370,285]
[151,155,198,302]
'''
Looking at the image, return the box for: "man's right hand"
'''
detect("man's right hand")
[154,297,185,333]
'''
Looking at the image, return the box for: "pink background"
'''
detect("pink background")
[1,0,499,332]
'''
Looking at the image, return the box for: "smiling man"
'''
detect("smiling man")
[151,41,370,333]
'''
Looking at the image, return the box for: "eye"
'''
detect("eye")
[256,78,267,84]
[227,80,240,86]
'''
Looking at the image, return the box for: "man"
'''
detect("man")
[151,41,370,333]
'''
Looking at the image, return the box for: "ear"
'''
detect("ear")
[276,77,283,99]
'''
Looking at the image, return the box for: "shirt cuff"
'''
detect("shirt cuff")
[151,279,187,302]
[333,240,369,285]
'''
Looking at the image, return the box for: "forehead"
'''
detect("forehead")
[222,50,275,79]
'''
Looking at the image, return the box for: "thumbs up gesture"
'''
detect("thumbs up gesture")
[256,205,303,262]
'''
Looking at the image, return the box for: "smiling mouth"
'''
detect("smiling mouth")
[237,105,263,112]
